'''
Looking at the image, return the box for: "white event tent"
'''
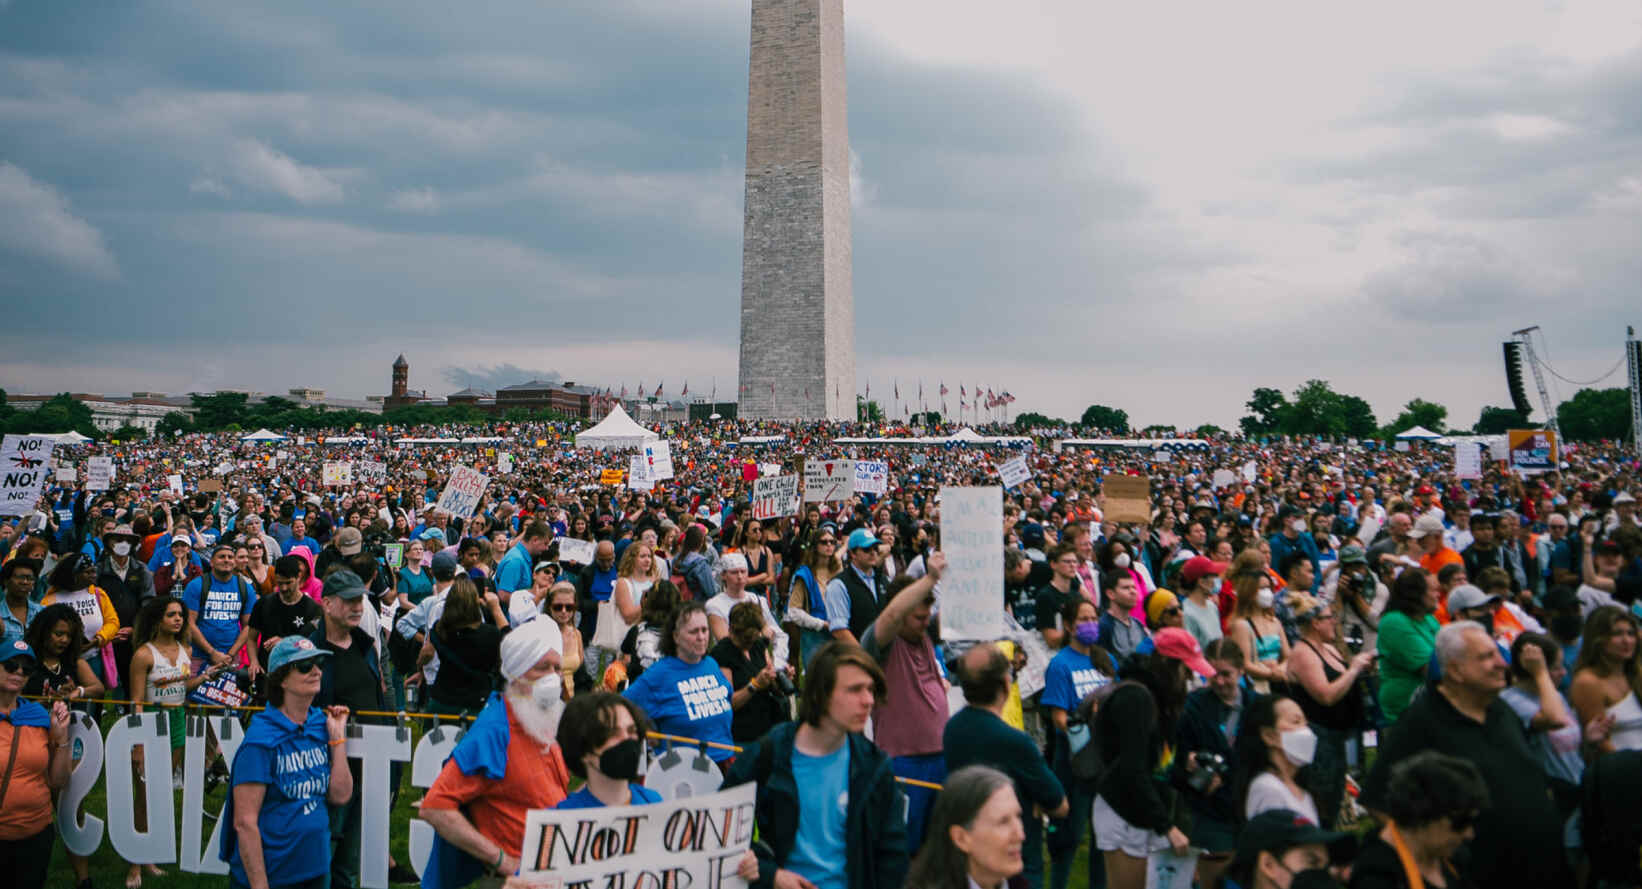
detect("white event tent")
[575,405,660,451]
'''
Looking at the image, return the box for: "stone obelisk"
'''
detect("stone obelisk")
[736,0,855,420]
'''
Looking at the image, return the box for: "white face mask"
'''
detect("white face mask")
[530,672,563,711]
[112,542,131,557]
[1280,726,1317,766]
[1257,588,1275,610]
[1290,519,1308,534]
[1113,553,1132,569]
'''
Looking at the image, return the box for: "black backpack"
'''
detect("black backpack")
[1067,679,1139,788]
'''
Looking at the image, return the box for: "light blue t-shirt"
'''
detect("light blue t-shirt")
[788,742,849,889]
[494,542,534,594]
[183,574,255,658]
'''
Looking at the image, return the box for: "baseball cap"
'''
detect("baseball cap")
[1615,491,1637,505]
[322,569,367,600]
[1153,628,1215,678]
[1446,584,1499,615]
[418,527,446,543]
[1337,545,1367,566]
[1180,556,1229,586]
[430,551,459,575]
[1,639,36,667]
[1232,809,1352,875]
[847,528,880,551]
[1409,513,1446,540]
[334,527,363,556]
[170,536,193,550]
[267,636,331,673]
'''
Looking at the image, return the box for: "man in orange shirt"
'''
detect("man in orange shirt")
[421,618,571,888]
[1411,514,1463,622]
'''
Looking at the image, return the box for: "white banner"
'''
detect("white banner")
[803,458,854,503]
[938,486,1005,641]
[323,461,353,486]
[436,465,489,519]
[87,456,114,491]
[496,453,514,475]
[167,474,184,497]
[995,456,1030,489]
[356,460,388,485]
[643,440,675,480]
[751,474,800,520]
[556,537,596,564]
[1454,441,1483,480]
[0,435,56,515]
[517,783,754,888]
[854,459,889,495]
[56,466,77,483]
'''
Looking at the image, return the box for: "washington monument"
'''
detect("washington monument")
[736,0,855,420]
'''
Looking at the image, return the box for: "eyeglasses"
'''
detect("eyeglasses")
[288,660,323,675]
[0,658,33,674]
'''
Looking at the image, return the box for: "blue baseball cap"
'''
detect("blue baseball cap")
[846,528,880,551]
[268,636,331,673]
[1,639,36,666]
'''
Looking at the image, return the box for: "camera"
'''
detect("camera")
[1344,625,1366,655]
[772,673,796,697]
[1187,752,1230,794]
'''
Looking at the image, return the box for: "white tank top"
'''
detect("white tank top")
[1607,692,1642,751]
[145,641,189,708]
[53,588,106,644]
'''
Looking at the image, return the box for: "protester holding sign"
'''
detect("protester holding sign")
[0,639,73,889]
[220,636,353,889]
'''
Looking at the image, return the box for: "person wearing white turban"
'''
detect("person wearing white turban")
[706,552,790,667]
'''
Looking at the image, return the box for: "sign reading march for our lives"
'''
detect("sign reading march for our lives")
[436,465,489,519]
[939,486,1005,641]
[516,783,755,889]
[751,474,800,521]
[0,435,56,516]
[854,459,889,495]
[643,440,675,481]
[995,455,1030,489]
[803,458,854,503]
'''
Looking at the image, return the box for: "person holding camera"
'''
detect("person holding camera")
[1174,639,1251,889]
[1285,594,1374,829]
[710,600,793,743]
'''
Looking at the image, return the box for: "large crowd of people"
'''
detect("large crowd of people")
[1,416,1639,889]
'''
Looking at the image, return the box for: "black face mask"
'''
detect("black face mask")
[596,738,644,780]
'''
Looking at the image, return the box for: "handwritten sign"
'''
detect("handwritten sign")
[516,783,755,889]
[384,543,404,570]
[643,440,675,481]
[86,456,114,492]
[938,486,1005,641]
[497,454,514,475]
[355,461,387,485]
[323,462,353,486]
[55,466,77,484]
[600,469,626,486]
[803,459,854,503]
[1102,475,1151,524]
[995,456,1030,489]
[628,455,653,492]
[167,474,184,497]
[854,460,889,495]
[435,465,489,520]
[0,435,55,515]
[556,538,596,565]
[751,474,800,521]
[1453,441,1483,480]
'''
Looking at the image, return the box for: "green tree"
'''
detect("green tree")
[1383,398,1448,438]
[1473,405,1531,435]
[106,424,148,441]
[189,392,250,429]
[1557,387,1631,442]
[1015,411,1061,428]
[910,411,943,426]
[7,393,99,438]
[1239,387,1290,437]
[157,411,194,436]
[1079,404,1129,434]
[1193,424,1226,437]
[856,397,884,423]
[1335,395,1379,438]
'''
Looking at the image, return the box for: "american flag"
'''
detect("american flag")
[682,381,689,396]
[894,380,899,400]
[940,382,949,396]
[655,382,664,398]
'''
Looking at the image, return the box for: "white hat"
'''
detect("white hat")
[1615,490,1637,505]
[1409,513,1446,540]
[499,617,563,682]
[718,553,748,575]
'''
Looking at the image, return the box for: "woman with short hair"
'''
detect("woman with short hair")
[905,766,1025,889]
[1348,752,1487,889]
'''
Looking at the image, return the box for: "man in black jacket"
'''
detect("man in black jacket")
[96,523,153,694]
[1174,638,1255,889]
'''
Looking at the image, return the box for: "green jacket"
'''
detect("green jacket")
[1376,611,1438,722]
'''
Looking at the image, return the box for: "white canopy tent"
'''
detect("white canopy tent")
[240,428,287,442]
[30,430,93,444]
[1056,438,1213,452]
[1395,426,1444,441]
[574,404,659,451]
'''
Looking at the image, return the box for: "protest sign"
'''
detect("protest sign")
[435,465,489,519]
[995,456,1030,489]
[356,460,388,485]
[1242,460,1258,482]
[643,440,675,480]
[516,783,755,888]
[1102,474,1151,524]
[384,543,404,570]
[803,458,854,503]
[0,435,55,515]
[167,474,184,497]
[855,459,889,495]
[751,474,800,520]
[1454,441,1483,480]
[1212,469,1236,489]
[198,479,222,493]
[497,453,514,475]
[87,456,114,491]
[1508,429,1558,474]
[323,462,353,486]
[628,455,653,491]
[758,462,782,478]
[214,462,233,476]
[56,466,76,483]
[600,468,626,485]
[556,538,596,564]
[938,486,1005,641]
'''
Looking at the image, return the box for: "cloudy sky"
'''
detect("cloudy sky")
[1,0,1637,429]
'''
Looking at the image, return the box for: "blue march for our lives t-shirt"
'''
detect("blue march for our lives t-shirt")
[184,575,256,658]
[788,743,850,889]
[622,656,735,760]
[1041,646,1116,714]
[224,706,332,887]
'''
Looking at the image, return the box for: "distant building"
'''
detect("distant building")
[382,354,428,409]
[7,393,189,434]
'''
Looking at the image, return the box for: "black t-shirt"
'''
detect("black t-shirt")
[430,623,501,712]
[708,637,787,743]
[328,641,380,713]
[248,595,324,668]
[1033,579,1083,635]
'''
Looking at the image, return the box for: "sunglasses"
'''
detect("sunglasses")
[288,660,323,675]
[550,604,577,613]
[0,658,34,674]
[818,539,837,546]
[1162,606,1182,616]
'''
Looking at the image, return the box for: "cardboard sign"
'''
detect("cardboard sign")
[56,466,77,483]
[517,783,755,888]
[0,435,56,515]
[1507,429,1558,475]
[384,543,404,570]
[198,479,222,493]
[497,454,514,475]
[938,486,1005,641]
[627,455,653,492]
[356,461,388,485]
[995,456,1030,489]
[1102,475,1151,524]
[803,458,854,503]
[435,465,489,519]
[323,462,353,486]
[855,459,889,495]
[600,468,626,485]
[643,440,675,481]
[1454,441,1483,480]
[751,474,800,521]
[556,538,596,564]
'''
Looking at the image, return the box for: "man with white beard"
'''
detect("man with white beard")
[420,618,572,888]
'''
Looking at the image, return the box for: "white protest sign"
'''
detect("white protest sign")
[517,783,755,888]
[167,474,184,497]
[497,453,514,475]
[557,538,596,564]
[86,456,114,491]
[643,440,675,480]
[854,459,889,495]
[56,466,77,483]
[356,460,388,485]
[436,465,489,519]
[628,454,654,491]
[214,462,233,477]
[323,461,353,486]
[995,456,1030,489]
[1212,469,1237,489]
[1454,441,1483,480]
[803,458,854,503]
[938,486,1005,641]
[751,474,800,521]
[1242,461,1258,483]
[0,435,56,515]
[758,462,782,478]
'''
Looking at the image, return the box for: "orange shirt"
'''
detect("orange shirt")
[0,723,53,841]
[1421,548,1464,623]
[420,703,570,858]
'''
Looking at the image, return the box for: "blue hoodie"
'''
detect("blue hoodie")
[219,704,333,887]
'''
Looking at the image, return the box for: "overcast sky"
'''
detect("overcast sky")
[1,0,1637,429]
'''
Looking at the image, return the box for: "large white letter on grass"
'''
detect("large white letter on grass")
[103,711,177,864]
[180,715,243,874]
[408,724,462,879]
[350,723,414,889]
[57,712,105,856]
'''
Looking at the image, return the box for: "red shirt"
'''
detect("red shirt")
[420,701,570,858]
